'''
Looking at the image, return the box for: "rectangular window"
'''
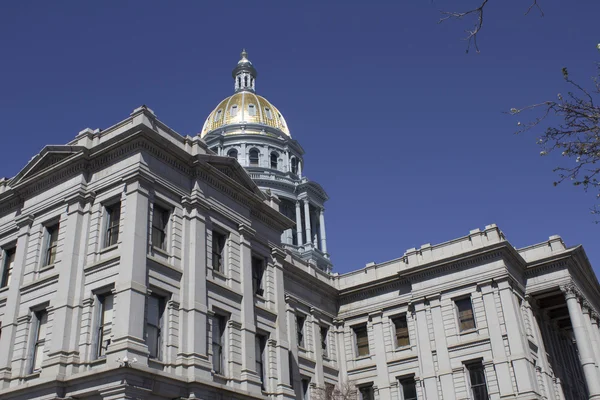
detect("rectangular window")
[288,350,295,389]
[146,294,166,360]
[393,315,410,347]
[358,384,374,400]
[399,376,418,400]
[255,333,267,390]
[212,314,227,374]
[151,204,169,250]
[301,378,311,400]
[252,256,265,296]
[31,310,48,372]
[1,247,16,288]
[212,231,226,273]
[456,297,476,332]
[104,203,121,248]
[354,324,369,357]
[44,224,59,266]
[296,315,305,348]
[467,362,489,400]
[95,293,114,359]
[320,326,329,357]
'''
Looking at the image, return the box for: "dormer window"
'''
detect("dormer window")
[214,109,223,122]
[230,105,238,117]
[248,104,256,116]
[265,108,272,119]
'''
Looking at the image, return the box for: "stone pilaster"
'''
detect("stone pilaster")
[0,214,34,388]
[429,296,456,400]
[238,224,262,394]
[480,282,513,398]
[109,180,151,363]
[413,299,439,400]
[178,193,211,379]
[497,280,536,395]
[369,310,391,400]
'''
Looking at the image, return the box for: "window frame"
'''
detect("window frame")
[214,109,223,122]
[227,148,238,159]
[251,255,265,296]
[358,384,375,400]
[465,361,489,400]
[392,314,410,348]
[353,324,369,357]
[296,314,306,348]
[301,377,311,400]
[249,148,260,167]
[103,202,121,248]
[30,309,48,373]
[320,325,329,357]
[1,246,16,288]
[94,291,114,359]
[211,230,227,273]
[230,104,238,117]
[43,223,59,267]
[212,313,228,375]
[146,293,167,360]
[270,152,279,169]
[248,103,256,116]
[398,376,418,400]
[264,107,273,119]
[255,333,268,390]
[151,204,170,251]
[455,296,476,332]
[291,157,298,174]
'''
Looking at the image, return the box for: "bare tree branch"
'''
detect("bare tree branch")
[438,0,544,53]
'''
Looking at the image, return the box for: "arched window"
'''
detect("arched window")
[291,157,298,175]
[244,76,248,87]
[265,108,273,119]
[230,105,238,117]
[249,149,259,166]
[248,104,256,116]
[237,77,241,88]
[214,109,222,122]
[227,149,238,159]
[270,152,279,169]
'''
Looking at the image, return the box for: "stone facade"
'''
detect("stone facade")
[1,55,600,400]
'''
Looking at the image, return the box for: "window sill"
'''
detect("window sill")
[394,345,411,351]
[39,263,56,273]
[212,269,227,279]
[89,357,107,366]
[0,286,8,295]
[458,328,478,336]
[354,355,371,361]
[24,371,41,380]
[99,244,118,254]
[151,246,170,257]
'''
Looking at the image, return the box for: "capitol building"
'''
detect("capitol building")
[1,51,600,400]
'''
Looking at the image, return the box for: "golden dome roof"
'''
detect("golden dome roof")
[200,91,291,138]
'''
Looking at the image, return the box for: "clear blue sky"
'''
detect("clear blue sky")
[1,1,599,275]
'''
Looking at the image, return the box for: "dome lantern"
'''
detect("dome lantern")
[232,49,257,93]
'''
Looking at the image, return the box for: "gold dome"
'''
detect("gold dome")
[200,91,291,138]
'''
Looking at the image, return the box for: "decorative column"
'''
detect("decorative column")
[429,297,456,400]
[295,201,303,246]
[582,302,600,381]
[319,208,327,254]
[526,297,558,400]
[413,300,439,400]
[480,283,513,397]
[303,199,311,249]
[591,313,600,378]
[561,284,600,399]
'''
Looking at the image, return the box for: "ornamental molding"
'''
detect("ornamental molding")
[559,283,581,300]
[524,260,568,277]
[408,250,503,282]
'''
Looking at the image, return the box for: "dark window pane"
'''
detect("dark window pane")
[394,315,410,347]
[456,298,476,331]
[355,325,369,356]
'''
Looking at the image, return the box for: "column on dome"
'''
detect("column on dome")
[295,201,303,246]
[298,161,303,178]
[561,284,600,398]
[303,199,311,249]
[319,208,327,254]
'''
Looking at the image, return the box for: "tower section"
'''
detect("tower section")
[201,51,332,272]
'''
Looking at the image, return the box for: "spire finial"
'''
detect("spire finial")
[240,49,248,62]
[233,49,257,92]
